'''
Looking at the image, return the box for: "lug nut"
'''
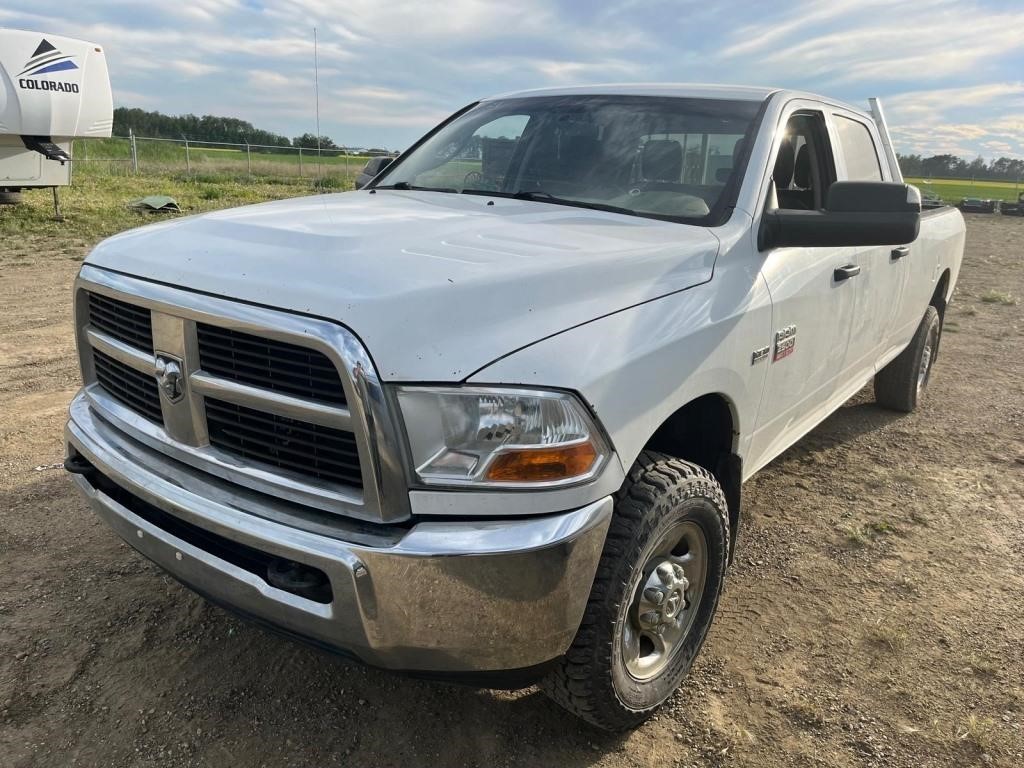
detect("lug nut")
[639,610,661,628]
[644,587,665,605]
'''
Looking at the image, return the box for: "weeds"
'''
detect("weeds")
[955,714,997,752]
[980,289,1017,305]
[867,620,909,653]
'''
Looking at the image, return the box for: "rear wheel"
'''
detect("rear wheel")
[874,305,941,413]
[0,190,23,205]
[542,452,729,731]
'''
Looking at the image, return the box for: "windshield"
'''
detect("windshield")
[373,95,763,224]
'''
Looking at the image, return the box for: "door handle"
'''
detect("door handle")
[891,246,910,260]
[833,264,861,281]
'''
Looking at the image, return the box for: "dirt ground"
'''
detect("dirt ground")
[1,214,1022,768]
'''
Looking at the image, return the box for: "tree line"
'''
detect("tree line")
[112,108,340,150]
[897,153,1024,181]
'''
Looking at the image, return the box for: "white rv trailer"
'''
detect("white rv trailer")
[0,28,113,205]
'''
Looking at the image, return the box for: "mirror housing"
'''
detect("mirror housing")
[374,157,393,175]
[759,181,921,250]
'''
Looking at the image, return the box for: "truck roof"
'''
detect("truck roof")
[485,83,867,116]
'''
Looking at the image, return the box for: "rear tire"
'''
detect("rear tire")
[874,305,941,413]
[0,191,23,205]
[542,452,729,731]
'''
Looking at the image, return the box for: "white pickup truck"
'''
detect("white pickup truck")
[65,85,964,730]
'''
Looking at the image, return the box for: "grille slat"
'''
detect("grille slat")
[203,400,358,445]
[88,293,154,351]
[205,398,363,488]
[197,324,346,405]
[92,349,163,423]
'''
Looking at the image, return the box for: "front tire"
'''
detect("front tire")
[542,452,729,731]
[874,305,941,413]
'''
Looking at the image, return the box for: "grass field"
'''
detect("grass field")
[75,138,375,180]
[0,162,333,245]
[906,177,1022,203]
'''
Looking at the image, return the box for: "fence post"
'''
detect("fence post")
[246,142,252,177]
[298,147,303,177]
[130,129,138,174]
[184,137,191,176]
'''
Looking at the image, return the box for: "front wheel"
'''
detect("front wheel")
[542,452,729,731]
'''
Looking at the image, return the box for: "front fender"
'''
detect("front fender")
[467,259,773,475]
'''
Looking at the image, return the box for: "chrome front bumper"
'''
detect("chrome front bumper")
[65,392,612,675]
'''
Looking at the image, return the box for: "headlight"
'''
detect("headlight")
[395,386,610,487]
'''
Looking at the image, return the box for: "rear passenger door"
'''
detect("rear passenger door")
[828,110,909,375]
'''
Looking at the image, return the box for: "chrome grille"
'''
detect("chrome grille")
[75,266,409,523]
[88,292,153,351]
[205,398,363,488]
[92,348,163,423]
[196,324,346,405]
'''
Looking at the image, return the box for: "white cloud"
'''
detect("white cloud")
[1,0,1022,156]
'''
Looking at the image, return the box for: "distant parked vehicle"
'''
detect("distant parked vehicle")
[1000,193,1024,216]
[355,155,394,189]
[958,197,1000,214]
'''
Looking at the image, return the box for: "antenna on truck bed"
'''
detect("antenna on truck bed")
[868,98,903,183]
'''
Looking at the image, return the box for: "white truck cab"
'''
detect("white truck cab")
[64,84,964,730]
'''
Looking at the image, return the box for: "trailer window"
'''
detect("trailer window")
[833,115,883,181]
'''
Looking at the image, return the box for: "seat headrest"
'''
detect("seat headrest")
[773,138,795,188]
[641,139,683,182]
[794,144,811,188]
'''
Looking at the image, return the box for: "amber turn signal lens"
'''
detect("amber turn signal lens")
[485,441,598,482]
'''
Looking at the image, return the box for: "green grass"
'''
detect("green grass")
[906,176,1022,204]
[0,162,343,249]
[74,138,375,181]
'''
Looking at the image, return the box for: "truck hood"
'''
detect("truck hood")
[86,190,720,381]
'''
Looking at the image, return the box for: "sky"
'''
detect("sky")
[2,0,1023,157]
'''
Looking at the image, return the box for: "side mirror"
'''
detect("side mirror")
[374,157,393,175]
[759,181,921,250]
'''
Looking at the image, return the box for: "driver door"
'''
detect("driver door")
[746,107,861,473]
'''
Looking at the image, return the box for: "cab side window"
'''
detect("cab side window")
[832,115,883,181]
[771,112,835,211]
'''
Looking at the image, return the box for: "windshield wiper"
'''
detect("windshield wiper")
[375,182,458,193]
[511,190,638,217]
[462,188,638,217]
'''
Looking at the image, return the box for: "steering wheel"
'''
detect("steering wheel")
[463,171,483,187]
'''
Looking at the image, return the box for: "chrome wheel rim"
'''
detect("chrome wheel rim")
[917,322,939,396]
[621,521,708,681]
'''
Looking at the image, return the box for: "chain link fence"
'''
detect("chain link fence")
[74,134,392,188]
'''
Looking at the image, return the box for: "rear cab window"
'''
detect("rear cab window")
[832,114,884,181]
